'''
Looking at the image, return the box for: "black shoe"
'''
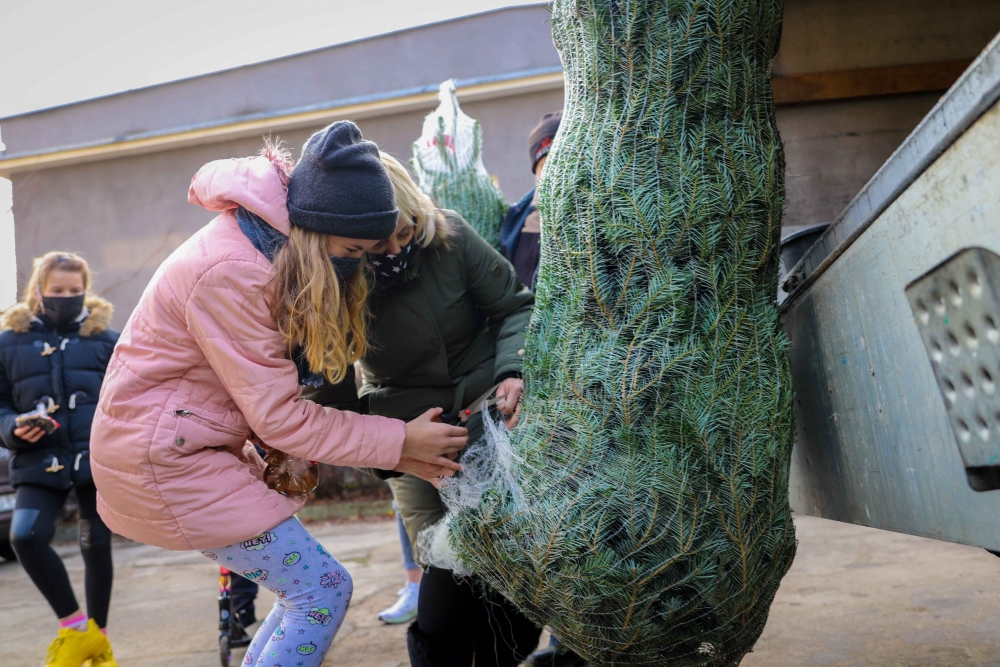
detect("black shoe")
[524,643,586,667]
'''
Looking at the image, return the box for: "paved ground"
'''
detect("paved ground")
[2,514,1000,666]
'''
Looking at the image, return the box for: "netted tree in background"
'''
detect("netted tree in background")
[423,0,797,665]
[411,80,508,249]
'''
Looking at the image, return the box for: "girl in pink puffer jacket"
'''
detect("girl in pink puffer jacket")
[90,122,467,667]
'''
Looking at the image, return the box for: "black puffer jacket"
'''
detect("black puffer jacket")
[0,296,118,489]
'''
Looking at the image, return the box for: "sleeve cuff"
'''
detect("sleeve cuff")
[0,416,20,450]
[366,415,406,470]
[494,370,523,383]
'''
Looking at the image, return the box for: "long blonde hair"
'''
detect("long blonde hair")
[24,251,91,314]
[270,228,369,385]
[262,139,369,385]
[380,152,454,248]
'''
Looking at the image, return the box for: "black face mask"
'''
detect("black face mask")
[41,294,85,329]
[370,242,414,283]
[329,255,361,282]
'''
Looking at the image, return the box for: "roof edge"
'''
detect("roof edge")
[0,67,565,177]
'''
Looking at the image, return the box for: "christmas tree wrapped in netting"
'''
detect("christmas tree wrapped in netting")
[412,80,508,249]
[419,0,797,665]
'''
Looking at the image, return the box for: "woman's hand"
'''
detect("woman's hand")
[403,408,467,472]
[496,377,524,429]
[393,454,459,483]
[13,424,45,443]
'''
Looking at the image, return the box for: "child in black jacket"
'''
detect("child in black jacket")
[0,251,119,666]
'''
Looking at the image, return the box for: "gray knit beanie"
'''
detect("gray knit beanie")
[287,121,399,239]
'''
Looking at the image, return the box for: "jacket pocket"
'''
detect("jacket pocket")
[172,410,246,436]
[167,409,247,455]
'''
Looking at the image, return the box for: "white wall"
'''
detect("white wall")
[0,178,15,310]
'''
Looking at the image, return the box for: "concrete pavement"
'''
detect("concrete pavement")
[1,514,999,666]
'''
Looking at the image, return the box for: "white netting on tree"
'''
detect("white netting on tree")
[411,80,508,249]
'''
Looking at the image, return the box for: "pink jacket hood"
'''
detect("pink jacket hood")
[91,156,405,551]
[188,155,292,234]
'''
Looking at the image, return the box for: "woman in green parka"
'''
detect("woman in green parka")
[362,153,540,666]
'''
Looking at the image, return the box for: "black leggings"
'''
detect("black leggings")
[417,566,541,667]
[10,482,113,627]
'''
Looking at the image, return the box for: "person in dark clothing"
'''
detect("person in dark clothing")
[0,251,120,666]
[499,110,562,291]
[334,153,538,666]
[410,567,540,667]
[228,573,259,628]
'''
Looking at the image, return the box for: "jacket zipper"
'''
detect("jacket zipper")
[172,410,247,436]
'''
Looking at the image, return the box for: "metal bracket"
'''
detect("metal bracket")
[906,247,1000,491]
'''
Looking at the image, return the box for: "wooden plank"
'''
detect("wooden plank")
[773,59,974,105]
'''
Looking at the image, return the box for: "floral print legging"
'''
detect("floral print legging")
[202,516,353,667]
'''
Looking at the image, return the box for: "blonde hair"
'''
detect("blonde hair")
[270,228,369,385]
[380,152,454,248]
[24,251,91,315]
[260,138,369,385]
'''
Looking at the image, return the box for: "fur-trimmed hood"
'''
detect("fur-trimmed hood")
[0,295,114,336]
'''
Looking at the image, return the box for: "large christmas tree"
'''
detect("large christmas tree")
[427,1,797,664]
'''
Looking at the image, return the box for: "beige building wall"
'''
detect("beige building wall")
[9,89,564,329]
[0,178,15,309]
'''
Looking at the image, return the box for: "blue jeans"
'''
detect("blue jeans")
[394,502,419,571]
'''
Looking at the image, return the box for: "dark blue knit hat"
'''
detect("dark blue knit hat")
[287,121,399,239]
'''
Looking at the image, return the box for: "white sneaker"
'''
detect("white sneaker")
[378,581,419,624]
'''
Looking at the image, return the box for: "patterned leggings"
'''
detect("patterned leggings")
[202,516,353,667]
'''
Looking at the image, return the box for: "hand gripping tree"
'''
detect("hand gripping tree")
[412,80,509,249]
[427,1,797,665]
